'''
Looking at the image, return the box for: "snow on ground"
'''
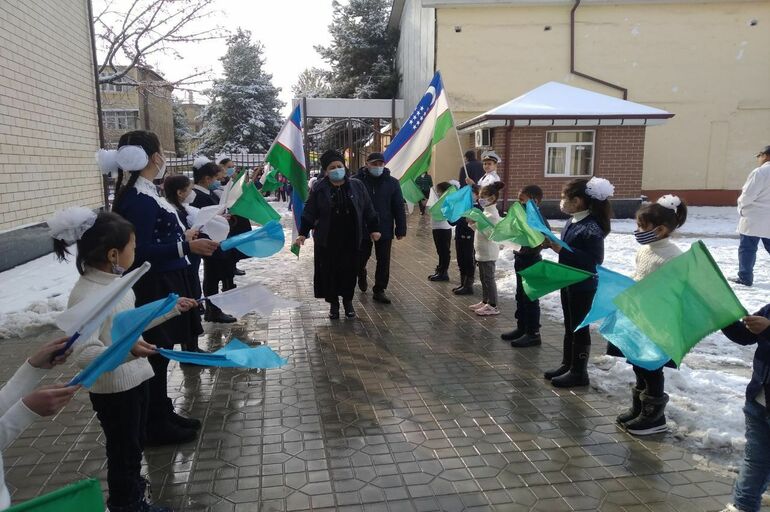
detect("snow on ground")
[498,206,770,462]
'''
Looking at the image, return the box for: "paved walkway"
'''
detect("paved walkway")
[3,214,741,511]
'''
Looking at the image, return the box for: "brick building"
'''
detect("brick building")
[457,82,672,216]
[99,66,176,156]
[0,0,103,270]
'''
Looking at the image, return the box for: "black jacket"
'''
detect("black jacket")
[299,176,379,249]
[459,159,485,186]
[559,215,605,292]
[353,168,407,240]
[722,304,770,410]
[189,185,228,261]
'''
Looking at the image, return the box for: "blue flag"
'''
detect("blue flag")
[220,220,284,258]
[440,186,473,222]
[525,200,572,252]
[159,338,287,369]
[599,312,672,371]
[576,266,635,330]
[70,294,178,387]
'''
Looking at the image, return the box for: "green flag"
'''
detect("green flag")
[490,202,545,247]
[519,260,594,300]
[6,479,103,511]
[428,185,457,221]
[462,207,495,235]
[401,179,425,204]
[613,241,747,366]
[230,181,281,226]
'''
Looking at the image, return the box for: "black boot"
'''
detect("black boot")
[453,275,474,295]
[510,332,542,348]
[544,335,572,380]
[358,273,368,292]
[551,343,590,388]
[373,291,391,304]
[451,274,465,293]
[343,300,356,318]
[428,270,449,282]
[145,421,197,446]
[204,304,236,324]
[616,386,644,425]
[624,392,669,436]
[329,300,340,320]
[501,327,524,341]
[165,398,202,430]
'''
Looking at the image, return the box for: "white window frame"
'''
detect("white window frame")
[544,130,595,178]
[102,109,140,130]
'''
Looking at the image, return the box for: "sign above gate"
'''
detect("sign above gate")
[292,98,405,119]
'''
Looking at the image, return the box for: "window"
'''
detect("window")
[545,130,594,177]
[102,110,139,130]
[99,74,135,92]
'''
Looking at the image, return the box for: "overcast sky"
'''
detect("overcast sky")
[99,0,335,115]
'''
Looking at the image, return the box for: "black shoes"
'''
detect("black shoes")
[169,411,202,430]
[145,421,197,447]
[358,274,368,292]
[500,328,524,341]
[453,276,474,295]
[551,346,590,388]
[234,267,246,276]
[343,300,356,318]
[372,291,391,304]
[329,301,340,319]
[729,277,752,287]
[510,333,541,348]
[428,272,449,282]
[204,306,236,323]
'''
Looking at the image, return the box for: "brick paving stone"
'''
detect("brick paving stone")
[2,214,742,511]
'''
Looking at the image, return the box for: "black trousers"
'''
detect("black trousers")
[515,258,542,333]
[633,366,665,397]
[432,229,452,274]
[561,286,595,348]
[455,235,475,279]
[359,238,393,293]
[203,257,235,300]
[90,382,149,508]
[147,353,172,431]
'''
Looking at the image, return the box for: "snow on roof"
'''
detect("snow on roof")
[458,82,673,131]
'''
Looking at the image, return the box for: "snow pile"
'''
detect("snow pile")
[498,206,769,457]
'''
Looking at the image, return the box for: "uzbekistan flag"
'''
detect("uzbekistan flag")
[385,71,454,203]
[264,105,307,255]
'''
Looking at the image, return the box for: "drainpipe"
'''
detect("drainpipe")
[502,125,512,212]
[570,0,628,100]
[87,0,109,208]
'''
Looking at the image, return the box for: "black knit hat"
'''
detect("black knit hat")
[320,149,345,170]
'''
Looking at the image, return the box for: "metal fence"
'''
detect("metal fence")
[166,153,267,177]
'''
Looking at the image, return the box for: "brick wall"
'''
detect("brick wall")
[490,126,645,202]
[0,0,103,231]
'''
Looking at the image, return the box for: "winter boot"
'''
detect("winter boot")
[551,343,590,388]
[624,392,669,436]
[204,303,236,324]
[510,332,542,348]
[343,300,356,318]
[145,421,197,447]
[500,327,524,341]
[544,335,572,380]
[165,398,201,430]
[428,270,450,281]
[329,300,340,320]
[453,275,474,296]
[615,386,644,425]
[452,275,466,293]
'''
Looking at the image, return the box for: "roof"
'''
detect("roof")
[457,82,673,132]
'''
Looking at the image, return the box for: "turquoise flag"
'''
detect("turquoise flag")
[599,312,672,371]
[576,266,635,330]
[440,186,473,222]
[159,338,287,369]
[525,200,572,252]
[70,294,178,387]
[220,220,284,258]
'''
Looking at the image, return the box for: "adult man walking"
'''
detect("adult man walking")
[355,152,407,304]
[733,145,770,287]
[453,150,485,295]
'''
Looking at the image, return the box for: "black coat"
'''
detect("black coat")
[459,159,485,186]
[353,168,407,240]
[559,216,605,292]
[299,177,379,249]
[190,186,219,209]
[722,303,770,410]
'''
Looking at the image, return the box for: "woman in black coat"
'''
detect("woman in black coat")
[295,150,380,319]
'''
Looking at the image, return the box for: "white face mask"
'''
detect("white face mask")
[182,189,195,205]
[155,156,167,180]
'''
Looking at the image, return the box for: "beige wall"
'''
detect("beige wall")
[428,1,770,196]
[0,0,103,231]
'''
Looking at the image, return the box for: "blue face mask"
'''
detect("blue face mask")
[368,166,384,177]
[208,182,220,191]
[328,168,346,181]
[226,167,235,176]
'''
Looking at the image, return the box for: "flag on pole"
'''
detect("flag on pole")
[384,72,454,203]
[575,265,635,330]
[6,479,103,511]
[440,186,473,222]
[263,105,307,255]
[221,169,246,209]
[55,262,151,352]
[206,281,299,319]
[230,181,281,226]
[598,311,672,371]
[462,207,495,235]
[219,220,285,258]
[525,200,572,252]
[427,185,457,221]
[518,260,594,300]
[490,203,545,248]
[160,338,287,369]
[613,241,747,366]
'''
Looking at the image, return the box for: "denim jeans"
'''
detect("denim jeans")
[738,235,770,285]
[733,399,770,512]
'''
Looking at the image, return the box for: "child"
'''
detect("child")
[503,185,548,347]
[428,181,453,282]
[720,308,770,512]
[543,177,613,388]
[50,207,198,512]
[610,195,687,435]
[468,182,504,316]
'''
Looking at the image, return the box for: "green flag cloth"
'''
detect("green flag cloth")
[230,181,281,226]
[401,179,425,204]
[261,167,281,194]
[613,241,747,366]
[6,479,103,511]
[490,202,545,247]
[519,260,594,300]
[462,207,495,235]
[428,185,457,221]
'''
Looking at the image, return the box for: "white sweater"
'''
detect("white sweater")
[67,267,179,394]
[472,205,502,262]
[737,161,770,238]
[0,362,47,509]
[633,238,682,281]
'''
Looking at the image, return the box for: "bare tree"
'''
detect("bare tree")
[93,0,223,91]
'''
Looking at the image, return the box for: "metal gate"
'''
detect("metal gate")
[305,118,388,174]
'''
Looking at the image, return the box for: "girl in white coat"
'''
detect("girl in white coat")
[468,182,504,316]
